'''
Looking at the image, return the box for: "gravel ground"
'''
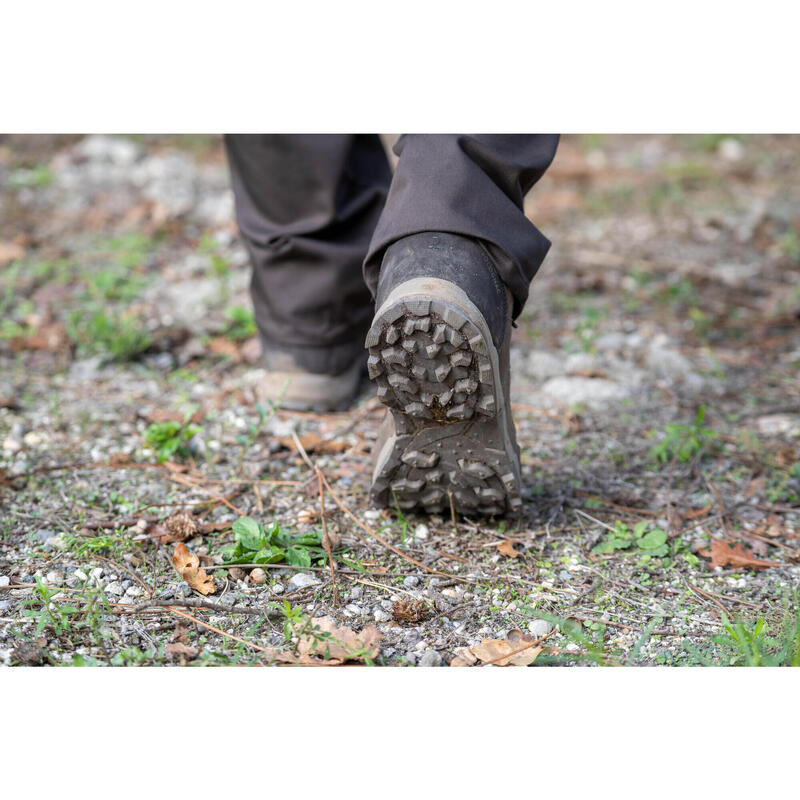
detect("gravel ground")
[1,133,799,666]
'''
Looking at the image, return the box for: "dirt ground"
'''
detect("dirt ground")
[1,134,799,667]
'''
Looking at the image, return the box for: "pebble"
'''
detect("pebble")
[125,585,145,598]
[373,608,392,623]
[73,569,88,582]
[364,510,382,522]
[45,570,64,586]
[105,581,123,595]
[271,583,284,594]
[418,649,443,667]
[289,573,320,589]
[528,619,554,638]
[403,576,420,588]
[250,568,267,585]
[34,529,55,544]
[344,603,363,616]
[413,524,429,540]
[0,576,9,587]
[0,600,10,612]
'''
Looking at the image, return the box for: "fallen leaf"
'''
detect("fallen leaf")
[497,540,521,558]
[295,617,382,662]
[9,321,71,353]
[207,336,242,361]
[278,432,351,455]
[166,642,198,659]
[471,630,542,666]
[0,240,25,266]
[699,539,780,571]
[449,646,478,667]
[171,542,216,594]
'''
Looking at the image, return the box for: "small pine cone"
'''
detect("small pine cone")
[297,508,319,526]
[164,511,198,542]
[391,598,430,625]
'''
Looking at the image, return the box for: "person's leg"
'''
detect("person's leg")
[225,134,391,408]
[363,134,559,515]
[364,134,559,317]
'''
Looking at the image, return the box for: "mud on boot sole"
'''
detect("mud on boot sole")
[367,278,522,517]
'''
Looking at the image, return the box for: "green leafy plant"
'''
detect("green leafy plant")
[223,305,257,341]
[144,411,202,463]
[67,308,151,361]
[684,598,800,666]
[650,405,718,464]
[221,516,324,568]
[592,520,669,558]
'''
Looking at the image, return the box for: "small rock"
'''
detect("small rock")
[418,649,443,667]
[526,350,564,380]
[45,536,67,551]
[364,509,382,522]
[565,642,580,653]
[344,603,363,616]
[45,570,64,586]
[374,607,392,623]
[528,619,554,638]
[104,581,123,595]
[718,137,744,162]
[403,576,420,588]
[33,528,55,544]
[125,585,145,598]
[0,576,10,588]
[288,573,320,589]
[0,600,11,612]
[542,376,629,408]
[271,583,284,595]
[249,568,267,585]
[73,569,88,582]
[413,524,429,540]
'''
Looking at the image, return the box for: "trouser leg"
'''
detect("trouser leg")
[225,134,391,374]
[363,134,559,318]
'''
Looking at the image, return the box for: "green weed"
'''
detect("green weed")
[67,308,151,361]
[143,410,202,463]
[223,305,257,341]
[650,405,718,464]
[220,516,324,568]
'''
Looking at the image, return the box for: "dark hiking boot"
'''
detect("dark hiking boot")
[253,338,364,412]
[366,232,522,516]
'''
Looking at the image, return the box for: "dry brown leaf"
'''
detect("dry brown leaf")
[278,432,351,455]
[449,647,478,667]
[0,240,25,266]
[295,617,382,662]
[471,630,542,666]
[207,336,242,361]
[9,321,71,353]
[166,642,198,659]
[699,539,780,571]
[171,542,216,595]
[497,540,521,558]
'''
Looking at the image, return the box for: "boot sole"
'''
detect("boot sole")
[366,278,522,517]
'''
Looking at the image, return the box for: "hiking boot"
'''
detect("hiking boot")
[252,338,364,412]
[366,232,522,516]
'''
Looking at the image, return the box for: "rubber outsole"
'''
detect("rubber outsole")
[367,279,522,517]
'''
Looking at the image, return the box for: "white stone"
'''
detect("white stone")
[528,619,554,638]
[373,608,392,623]
[418,649,443,667]
[45,570,64,586]
[541,376,629,408]
[288,573,320,589]
[526,350,564,381]
[73,570,88,582]
[413,524,429,540]
[0,576,9,587]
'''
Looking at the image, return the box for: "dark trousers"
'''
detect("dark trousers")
[225,134,559,373]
